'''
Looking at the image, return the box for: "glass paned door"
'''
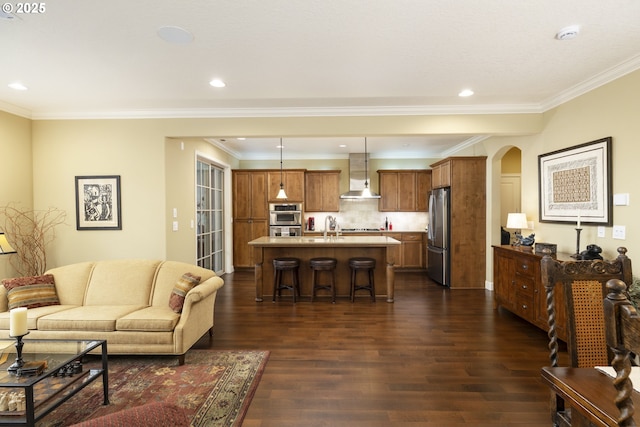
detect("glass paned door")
[197,159,224,274]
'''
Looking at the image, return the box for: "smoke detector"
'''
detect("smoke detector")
[556,25,580,40]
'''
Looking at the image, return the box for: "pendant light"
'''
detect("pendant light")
[361,137,372,197]
[276,138,288,199]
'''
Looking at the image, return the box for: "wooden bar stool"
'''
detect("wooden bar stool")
[310,257,337,303]
[349,257,376,302]
[272,257,301,303]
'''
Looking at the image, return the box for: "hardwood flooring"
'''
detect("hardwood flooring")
[194,270,558,426]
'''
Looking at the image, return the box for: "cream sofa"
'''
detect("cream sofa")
[0,259,224,364]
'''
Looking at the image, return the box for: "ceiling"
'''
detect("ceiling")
[2,0,640,159]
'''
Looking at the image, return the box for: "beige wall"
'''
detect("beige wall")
[482,69,640,287]
[0,111,33,279]
[3,69,640,284]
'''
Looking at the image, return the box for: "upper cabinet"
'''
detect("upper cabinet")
[305,170,341,212]
[267,170,305,202]
[431,160,451,189]
[377,170,432,212]
[232,170,268,220]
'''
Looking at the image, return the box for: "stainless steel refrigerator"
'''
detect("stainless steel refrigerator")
[427,187,450,286]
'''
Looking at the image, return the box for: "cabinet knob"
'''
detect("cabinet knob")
[521,264,528,270]
[522,304,528,310]
[521,284,528,290]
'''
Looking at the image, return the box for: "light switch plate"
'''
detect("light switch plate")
[597,226,605,238]
[613,225,626,240]
[172,221,178,231]
[614,193,630,206]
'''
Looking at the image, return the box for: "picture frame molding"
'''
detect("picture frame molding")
[538,137,612,226]
[74,175,122,230]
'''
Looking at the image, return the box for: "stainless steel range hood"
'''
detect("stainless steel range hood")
[340,153,381,199]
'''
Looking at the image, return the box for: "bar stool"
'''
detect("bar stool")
[309,257,337,303]
[272,257,301,303]
[349,257,376,302]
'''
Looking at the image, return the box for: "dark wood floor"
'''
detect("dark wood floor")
[194,270,558,427]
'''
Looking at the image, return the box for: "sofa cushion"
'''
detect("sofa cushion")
[116,307,180,332]
[0,305,77,331]
[46,262,95,306]
[38,305,146,332]
[168,273,201,313]
[2,275,60,309]
[84,260,161,306]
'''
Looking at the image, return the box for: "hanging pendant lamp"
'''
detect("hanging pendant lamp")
[361,137,372,197]
[276,138,288,199]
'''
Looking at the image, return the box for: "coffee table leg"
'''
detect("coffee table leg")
[101,341,109,405]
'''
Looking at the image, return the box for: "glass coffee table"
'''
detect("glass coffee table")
[0,339,108,426]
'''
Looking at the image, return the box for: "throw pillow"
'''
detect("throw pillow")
[2,274,60,310]
[169,273,201,313]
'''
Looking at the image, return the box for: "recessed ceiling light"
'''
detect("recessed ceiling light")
[8,82,27,91]
[237,137,246,140]
[339,144,347,148]
[556,25,580,40]
[157,26,194,44]
[459,89,474,97]
[209,79,226,88]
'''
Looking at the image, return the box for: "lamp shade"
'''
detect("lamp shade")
[0,233,17,254]
[506,213,528,230]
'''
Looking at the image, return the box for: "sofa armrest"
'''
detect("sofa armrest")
[184,276,224,304]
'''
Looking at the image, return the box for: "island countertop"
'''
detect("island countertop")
[249,235,400,303]
[249,235,401,247]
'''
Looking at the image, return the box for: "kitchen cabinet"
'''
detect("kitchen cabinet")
[268,170,305,202]
[430,157,486,288]
[431,160,451,189]
[377,170,432,212]
[383,232,426,269]
[232,170,269,268]
[304,170,341,212]
[493,245,569,340]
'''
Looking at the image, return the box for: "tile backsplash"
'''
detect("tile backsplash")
[305,199,428,231]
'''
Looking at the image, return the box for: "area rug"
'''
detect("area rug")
[36,350,270,427]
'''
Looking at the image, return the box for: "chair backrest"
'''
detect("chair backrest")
[542,247,632,368]
[604,278,640,426]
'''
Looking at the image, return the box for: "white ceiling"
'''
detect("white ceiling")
[2,0,640,159]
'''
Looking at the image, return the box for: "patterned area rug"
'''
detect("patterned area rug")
[36,350,269,427]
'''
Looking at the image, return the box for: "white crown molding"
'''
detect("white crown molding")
[203,138,243,159]
[540,53,640,111]
[441,135,491,158]
[0,100,32,119]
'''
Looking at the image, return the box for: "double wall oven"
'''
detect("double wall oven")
[269,203,303,237]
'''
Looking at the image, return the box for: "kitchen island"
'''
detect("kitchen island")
[249,235,401,302]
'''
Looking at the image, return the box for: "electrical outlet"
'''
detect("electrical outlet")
[612,225,626,240]
[172,221,179,232]
[597,226,605,238]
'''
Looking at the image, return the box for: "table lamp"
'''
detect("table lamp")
[506,213,529,246]
[0,232,16,254]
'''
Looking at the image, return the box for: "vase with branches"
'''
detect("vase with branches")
[0,204,66,276]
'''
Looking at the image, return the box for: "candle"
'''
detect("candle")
[577,212,581,228]
[9,307,28,337]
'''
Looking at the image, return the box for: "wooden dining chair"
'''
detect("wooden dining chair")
[541,247,632,427]
[604,278,640,426]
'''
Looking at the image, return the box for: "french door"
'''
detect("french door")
[196,159,224,274]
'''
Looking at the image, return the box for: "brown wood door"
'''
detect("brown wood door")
[250,172,268,219]
[416,171,431,211]
[402,240,423,268]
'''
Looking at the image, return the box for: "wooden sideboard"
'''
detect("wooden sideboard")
[493,245,573,341]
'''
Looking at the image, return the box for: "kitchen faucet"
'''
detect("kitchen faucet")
[324,215,336,239]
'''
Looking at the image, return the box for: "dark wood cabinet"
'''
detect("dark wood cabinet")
[431,157,486,289]
[304,170,340,212]
[378,170,431,212]
[268,170,305,202]
[382,232,425,269]
[233,170,269,268]
[493,245,569,340]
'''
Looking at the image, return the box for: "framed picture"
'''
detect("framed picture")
[75,175,122,230]
[538,137,612,226]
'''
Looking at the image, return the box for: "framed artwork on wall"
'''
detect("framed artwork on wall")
[75,175,122,230]
[538,136,612,226]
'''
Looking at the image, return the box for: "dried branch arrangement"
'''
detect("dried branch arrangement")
[0,204,67,277]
